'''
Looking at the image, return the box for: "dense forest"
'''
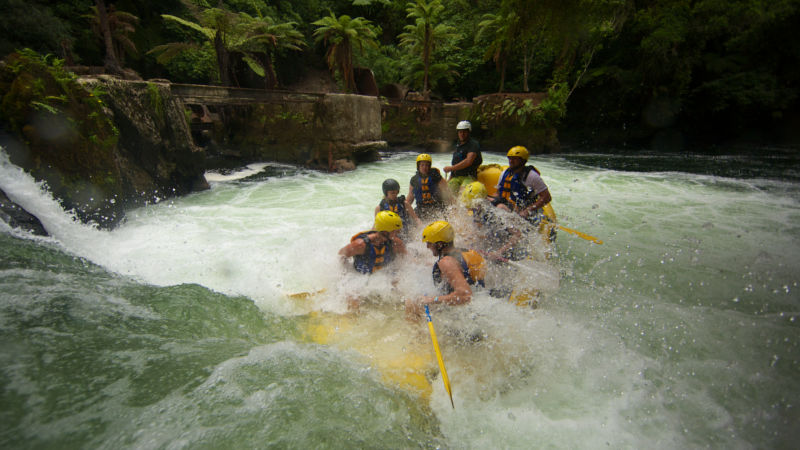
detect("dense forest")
[1,0,798,148]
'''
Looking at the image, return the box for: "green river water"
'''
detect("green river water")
[1,147,798,449]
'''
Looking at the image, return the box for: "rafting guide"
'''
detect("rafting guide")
[444,120,483,193]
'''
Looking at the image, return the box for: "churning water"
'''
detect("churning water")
[1,147,798,449]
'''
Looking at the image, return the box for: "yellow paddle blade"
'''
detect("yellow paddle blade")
[557,225,603,245]
[287,288,326,300]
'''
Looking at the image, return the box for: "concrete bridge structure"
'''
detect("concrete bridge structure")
[168,83,475,169]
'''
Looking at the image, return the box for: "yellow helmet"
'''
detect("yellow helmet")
[374,211,403,232]
[416,153,432,164]
[422,220,454,244]
[460,181,487,207]
[507,146,529,161]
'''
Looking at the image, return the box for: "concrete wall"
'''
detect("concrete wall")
[381,100,472,153]
[381,95,560,154]
[174,84,386,170]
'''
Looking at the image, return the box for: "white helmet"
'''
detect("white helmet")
[456,120,471,131]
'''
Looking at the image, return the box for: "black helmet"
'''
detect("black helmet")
[382,178,400,195]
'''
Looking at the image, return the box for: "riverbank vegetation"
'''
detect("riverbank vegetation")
[1,0,798,147]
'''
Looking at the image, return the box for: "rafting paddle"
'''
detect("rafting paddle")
[287,289,326,299]
[424,305,454,409]
[557,225,603,244]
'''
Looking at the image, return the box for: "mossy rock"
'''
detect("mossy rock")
[0,50,124,225]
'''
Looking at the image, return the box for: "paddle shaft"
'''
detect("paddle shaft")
[425,305,454,409]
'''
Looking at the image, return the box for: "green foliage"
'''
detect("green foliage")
[150,4,305,87]
[312,12,380,92]
[0,49,120,195]
[162,44,217,83]
[84,3,140,66]
[273,110,309,124]
[2,0,796,143]
[30,100,61,115]
[565,0,800,139]
[146,82,165,122]
[358,44,402,87]
[0,0,72,58]
[398,0,460,96]
[536,82,569,123]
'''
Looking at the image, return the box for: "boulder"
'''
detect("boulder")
[0,188,47,236]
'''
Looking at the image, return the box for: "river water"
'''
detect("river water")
[1,147,798,449]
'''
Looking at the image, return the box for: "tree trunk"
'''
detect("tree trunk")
[522,43,530,92]
[95,0,123,76]
[263,53,277,89]
[60,39,75,66]
[214,31,232,86]
[422,26,432,99]
[499,57,507,93]
[343,43,355,93]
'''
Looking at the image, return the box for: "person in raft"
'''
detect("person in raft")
[407,153,450,223]
[339,210,407,274]
[490,145,552,226]
[443,120,482,193]
[460,181,525,263]
[375,178,412,239]
[405,220,486,319]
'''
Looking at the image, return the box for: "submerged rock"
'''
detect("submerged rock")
[0,188,47,236]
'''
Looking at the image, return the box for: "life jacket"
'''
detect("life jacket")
[378,196,408,223]
[351,231,394,274]
[496,165,541,209]
[411,169,442,207]
[432,249,486,294]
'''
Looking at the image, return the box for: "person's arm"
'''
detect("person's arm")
[487,227,522,261]
[488,169,507,203]
[406,184,415,207]
[437,177,454,203]
[391,234,407,255]
[374,204,381,216]
[518,171,551,216]
[520,188,552,217]
[338,238,367,258]
[444,152,478,175]
[422,256,472,306]
[406,185,422,225]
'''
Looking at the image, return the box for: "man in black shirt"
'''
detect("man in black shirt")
[444,120,482,194]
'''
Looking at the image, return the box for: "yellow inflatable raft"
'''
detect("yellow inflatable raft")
[299,308,436,399]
